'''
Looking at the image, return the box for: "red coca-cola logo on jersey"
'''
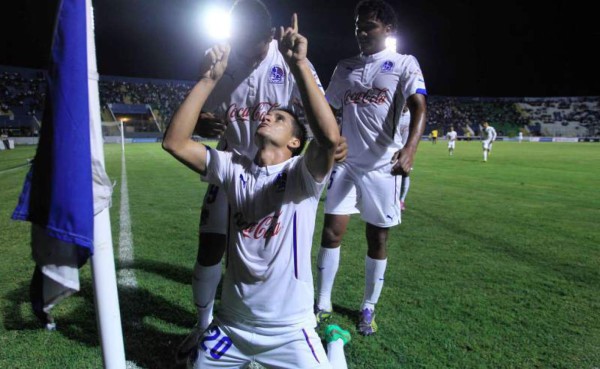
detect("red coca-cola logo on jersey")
[227,102,280,123]
[343,88,388,105]
[241,212,282,239]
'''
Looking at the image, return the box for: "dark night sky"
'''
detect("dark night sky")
[1,0,599,97]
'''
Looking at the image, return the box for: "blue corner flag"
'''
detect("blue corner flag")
[12,0,94,252]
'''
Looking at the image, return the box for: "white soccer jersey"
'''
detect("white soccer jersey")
[326,48,427,169]
[203,40,323,159]
[483,126,496,142]
[447,131,457,142]
[203,149,325,332]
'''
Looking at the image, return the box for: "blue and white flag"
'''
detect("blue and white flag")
[12,0,94,253]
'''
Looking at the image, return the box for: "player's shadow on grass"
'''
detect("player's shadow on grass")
[3,260,223,369]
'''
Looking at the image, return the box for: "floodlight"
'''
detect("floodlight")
[202,7,231,40]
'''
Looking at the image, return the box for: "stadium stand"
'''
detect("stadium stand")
[1,65,599,140]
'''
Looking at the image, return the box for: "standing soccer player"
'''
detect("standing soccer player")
[481,121,496,162]
[178,0,346,357]
[398,104,411,211]
[163,16,351,368]
[314,0,427,336]
[447,126,457,155]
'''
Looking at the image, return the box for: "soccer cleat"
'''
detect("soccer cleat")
[357,308,378,336]
[400,201,406,211]
[175,325,205,364]
[325,324,351,345]
[314,304,333,326]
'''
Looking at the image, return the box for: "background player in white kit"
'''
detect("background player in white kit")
[181,0,346,357]
[481,121,496,162]
[447,126,457,156]
[398,105,411,211]
[163,16,351,368]
[314,0,427,336]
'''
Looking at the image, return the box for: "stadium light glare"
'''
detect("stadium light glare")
[385,37,397,52]
[202,7,231,40]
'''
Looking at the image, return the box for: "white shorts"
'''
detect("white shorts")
[324,162,401,227]
[448,141,455,149]
[482,140,493,150]
[189,320,331,369]
[199,183,229,234]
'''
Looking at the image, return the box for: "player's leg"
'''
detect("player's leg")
[325,324,351,369]
[482,141,488,161]
[359,223,389,336]
[317,214,350,322]
[255,326,332,369]
[399,175,410,211]
[177,184,228,361]
[356,165,400,336]
[316,164,358,324]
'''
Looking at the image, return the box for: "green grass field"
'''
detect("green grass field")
[1,140,599,369]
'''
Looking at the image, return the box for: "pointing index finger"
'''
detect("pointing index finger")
[292,13,298,33]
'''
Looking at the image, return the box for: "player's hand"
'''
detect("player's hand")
[200,43,231,82]
[390,147,415,176]
[334,135,347,162]
[276,13,307,67]
[194,112,227,138]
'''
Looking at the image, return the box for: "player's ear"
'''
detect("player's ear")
[288,137,301,152]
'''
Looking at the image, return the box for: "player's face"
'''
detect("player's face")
[256,109,299,150]
[355,13,390,55]
[230,29,272,60]
[229,8,272,61]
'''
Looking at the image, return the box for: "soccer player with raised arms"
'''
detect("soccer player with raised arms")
[179,0,346,358]
[163,14,350,369]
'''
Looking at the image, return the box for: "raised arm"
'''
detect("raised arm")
[277,14,339,181]
[162,44,230,174]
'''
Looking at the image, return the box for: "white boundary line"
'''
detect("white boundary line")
[118,149,137,288]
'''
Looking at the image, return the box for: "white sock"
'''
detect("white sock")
[327,339,348,369]
[483,151,488,161]
[316,247,340,311]
[400,176,410,202]
[192,262,221,329]
[362,256,387,311]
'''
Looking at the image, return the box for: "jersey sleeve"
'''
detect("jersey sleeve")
[325,64,344,110]
[286,156,326,200]
[399,55,427,100]
[289,59,325,119]
[203,148,234,189]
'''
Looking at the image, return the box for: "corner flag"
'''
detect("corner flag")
[12,0,94,252]
[11,1,126,366]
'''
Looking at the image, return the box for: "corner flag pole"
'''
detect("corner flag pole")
[86,0,127,367]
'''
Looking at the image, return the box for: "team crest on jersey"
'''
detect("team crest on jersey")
[269,65,285,84]
[381,60,394,73]
[274,172,288,192]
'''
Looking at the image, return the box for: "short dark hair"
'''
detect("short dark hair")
[275,107,307,157]
[355,0,399,32]
[230,0,272,41]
